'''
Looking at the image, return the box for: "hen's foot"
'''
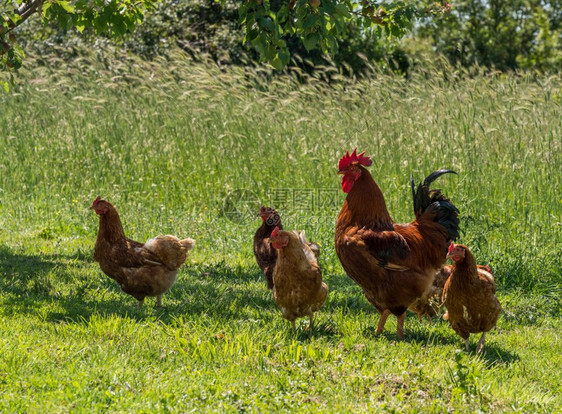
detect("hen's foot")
[476,333,486,353]
[375,310,391,335]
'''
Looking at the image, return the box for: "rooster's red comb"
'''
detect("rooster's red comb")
[338,148,372,171]
[92,196,102,206]
[448,243,455,254]
[271,226,280,238]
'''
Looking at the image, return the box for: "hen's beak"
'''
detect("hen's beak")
[337,170,346,175]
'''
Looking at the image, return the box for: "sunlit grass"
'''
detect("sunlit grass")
[0,51,560,411]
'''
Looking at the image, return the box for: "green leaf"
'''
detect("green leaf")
[246,28,260,42]
[303,33,320,50]
[323,1,335,14]
[42,2,53,18]
[75,16,86,33]
[54,0,75,14]
[264,44,276,61]
[278,49,290,65]
[5,13,22,25]
[362,16,371,29]
[334,4,351,18]
[303,14,317,32]
[258,17,275,32]
[270,56,284,70]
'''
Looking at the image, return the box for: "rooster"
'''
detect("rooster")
[442,243,501,352]
[270,226,328,331]
[410,263,494,321]
[334,149,459,338]
[91,196,195,307]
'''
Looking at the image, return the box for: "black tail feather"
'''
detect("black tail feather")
[411,170,460,241]
[424,169,457,186]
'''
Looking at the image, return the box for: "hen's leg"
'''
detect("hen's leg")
[476,332,486,353]
[306,313,314,332]
[156,295,163,307]
[137,299,144,308]
[396,312,406,340]
[465,337,470,351]
[291,320,296,332]
[375,309,391,335]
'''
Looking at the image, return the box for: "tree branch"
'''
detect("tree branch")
[16,0,46,22]
[1,0,45,56]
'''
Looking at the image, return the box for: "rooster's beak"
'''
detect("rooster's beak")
[337,170,345,175]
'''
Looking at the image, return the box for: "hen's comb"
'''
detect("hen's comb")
[92,196,102,206]
[338,148,372,171]
[271,226,280,238]
[448,243,455,254]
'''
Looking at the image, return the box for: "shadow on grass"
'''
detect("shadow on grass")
[0,246,554,358]
[287,319,340,341]
[360,322,466,347]
[477,343,520,365]
[0,251,280,325]
[0,245,92,297]
[357,314,519,360]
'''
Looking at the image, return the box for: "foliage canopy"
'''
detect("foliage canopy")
[1,0,450,78]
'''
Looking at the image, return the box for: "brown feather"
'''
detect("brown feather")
[272,230,328,326]
[335,166,457,336]
[253,211,283,289]
[410,264,493,320]
[93,200,194,305]
[442,245,501,346]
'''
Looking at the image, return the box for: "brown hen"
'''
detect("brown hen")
[91,197,195,307]
[254,207,320,290]
[253,206,283,289]
[410,264,494,321]
[270,227,328,331]
[442,243,501,352]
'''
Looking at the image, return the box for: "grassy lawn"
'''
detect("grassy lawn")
[0,53,560,412]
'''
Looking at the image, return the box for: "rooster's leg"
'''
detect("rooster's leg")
[306,313,314,332]
[156,295,163,307]
[291,320,296,332]
[465,337,470,351]
[375,309,391,335]
[396,312,406,340]
[476,333,486,353]
[137,299,144,308]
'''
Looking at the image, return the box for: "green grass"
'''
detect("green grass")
[0,51,561,412]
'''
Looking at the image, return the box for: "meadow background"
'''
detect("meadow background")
[0,52,561,411]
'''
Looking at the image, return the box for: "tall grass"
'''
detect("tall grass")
[2,50,560,290]
[0,50,560,411]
